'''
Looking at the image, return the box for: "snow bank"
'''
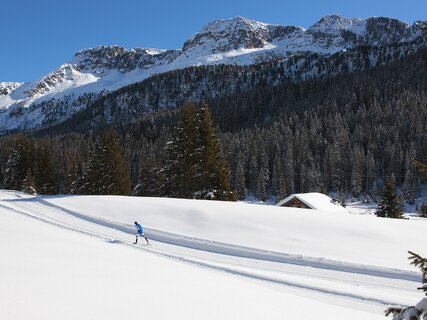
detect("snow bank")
[5,192,425,271]
[0,191,387,320]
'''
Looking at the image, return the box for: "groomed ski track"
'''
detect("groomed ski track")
[0,191,420,315]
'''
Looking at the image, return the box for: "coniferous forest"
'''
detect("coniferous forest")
[0,48,426,202]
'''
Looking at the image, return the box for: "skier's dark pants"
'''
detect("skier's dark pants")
[134,234,149,244]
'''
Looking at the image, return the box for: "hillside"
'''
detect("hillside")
[12,48,425,202]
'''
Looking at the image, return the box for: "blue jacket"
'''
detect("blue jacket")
[135,223,143,235]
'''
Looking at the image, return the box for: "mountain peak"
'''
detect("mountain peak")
[310,15,363,33]
[183,16,271,53]
[201,16,269,33]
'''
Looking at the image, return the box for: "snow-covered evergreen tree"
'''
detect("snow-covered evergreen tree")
[386,252,427,319]
[375,177,403,219]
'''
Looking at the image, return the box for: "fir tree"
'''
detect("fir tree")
[3,137,33,191]
[385,251,427,319]
[375,177,404,219]
[162,103,199,197]
[34,142,57,195]
[134,144,163,196]
[408,251,427,294]
[403,145,420,204]
[413,159,427,178]
[76,128,131,195]
[162,104,234,200]
[234,154,246,200]
[21,169,37,195]
[418,202,427,218]
[193,104,234,200]
[351,147,363,198]
[271,149,286,199]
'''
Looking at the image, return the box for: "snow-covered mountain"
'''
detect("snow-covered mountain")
[0,82,22,95]
[0,15,425,133]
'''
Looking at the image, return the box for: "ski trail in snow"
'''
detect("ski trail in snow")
[139,243,408,308]
[0,193,419,312]
[3,195,420,283]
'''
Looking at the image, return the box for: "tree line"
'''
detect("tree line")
[0,49,426,205]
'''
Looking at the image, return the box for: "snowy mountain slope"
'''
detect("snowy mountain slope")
[0,190,426,319]
[0,15,425,132]
[0,82,22,95]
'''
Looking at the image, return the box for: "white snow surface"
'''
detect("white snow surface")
[0,190,426,319]
[276,192,348,213]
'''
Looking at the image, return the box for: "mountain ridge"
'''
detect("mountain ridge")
[0,15,425,133]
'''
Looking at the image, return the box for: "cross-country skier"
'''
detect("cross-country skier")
[134,221,149,244]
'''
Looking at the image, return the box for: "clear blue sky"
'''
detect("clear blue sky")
[1,0,426,82]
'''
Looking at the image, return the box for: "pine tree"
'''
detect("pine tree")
[418,202,427,218]
[283,128,295,196]
[271,149,286,199]
[254,147,269,201]
[351,147,363,199]
[234,153,246,200]
[162,103,199,197]
[365,150,376,196]
[385,251,427,319]
[247,142,259,196]
[162,104,234,200]
[412,129,427,179]
[413,159,427,178]
[3,137,33,191]
[34,142,57,195]
[193,104,234,200]
[375,177,404,219]
[76,128,131,195]
[403,145,420,204]
[134,144,163,196]
[21,169,37,195]
[326,142,345,193]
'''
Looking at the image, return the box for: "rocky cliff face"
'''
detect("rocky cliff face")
[0,82,22,95]
[0,15,425,133]
[182,16,272,53]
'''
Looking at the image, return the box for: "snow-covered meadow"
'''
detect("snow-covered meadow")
[1,190,426,319]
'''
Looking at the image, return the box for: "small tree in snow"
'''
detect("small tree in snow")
[385,252,427,319]
[375,177,403,219]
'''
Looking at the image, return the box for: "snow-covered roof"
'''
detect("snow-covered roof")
[276,192,348,213]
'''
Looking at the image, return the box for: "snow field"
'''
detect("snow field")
[0,190,425,319]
